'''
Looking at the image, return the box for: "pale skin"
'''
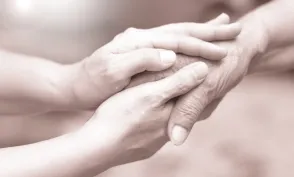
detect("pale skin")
[2,0,291,143]
[0,15,241,176]
[0,14,240,115]
[0,62,209,177]
[1,0,294,175]
[167,0,294,145]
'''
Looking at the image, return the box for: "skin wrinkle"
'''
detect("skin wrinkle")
[128,56,216,123]
[129,54,219,97]
[2,0,294,176]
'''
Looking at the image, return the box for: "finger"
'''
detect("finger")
[107,29,228,60]
[167,85,213,146]
[203,22,242,41]
[146,62,208,105]
[150,22,241,42]
[150,34,228,60]
[115,49,177,78]
[159,23,242,42]
[207,13,230,25]
[149,13,239,42]
[151,13,230,33]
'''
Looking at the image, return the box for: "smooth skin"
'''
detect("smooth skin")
[0,62,208,177]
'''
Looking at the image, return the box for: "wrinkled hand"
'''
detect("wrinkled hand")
[128,38,260,145]
[167,40,256,145]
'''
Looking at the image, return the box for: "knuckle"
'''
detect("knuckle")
[142,93,164,107]
[175,81,190,93]
[202,75,219,97]
[138,48,158,60]
[141,94,155,103]
[174,73,194,92]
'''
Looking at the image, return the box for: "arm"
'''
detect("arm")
[0,61,208,177]
[249,44,294,73]
[0,131,116,177]
[253,0,294,49]
[0,50,73,115]
[239,0,294,73]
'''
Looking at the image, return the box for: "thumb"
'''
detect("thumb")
[167,85,211,146]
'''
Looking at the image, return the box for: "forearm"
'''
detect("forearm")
[0,50,74,115]
[236,0,294,73]
[0,130,115,177]
[248,45,294,73]
[259,0,294,49]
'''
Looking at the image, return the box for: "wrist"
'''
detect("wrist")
[65,60,105,110]
[45,63,82,110]
[238,14,269,61]
[236,13,270,74]
[77,120,122,168]
[55,61,99,111]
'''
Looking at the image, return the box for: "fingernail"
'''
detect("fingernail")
[160,50,176,64]
[191,62,209,79]
[171,125,188,146]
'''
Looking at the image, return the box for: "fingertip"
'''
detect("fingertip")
[170,125,189,146]
[215,47,228,60]
[160,50,177,66]
[189,62,209,79]
[218,13,230,23]
[230,22,242,35]
[209,13,230,25]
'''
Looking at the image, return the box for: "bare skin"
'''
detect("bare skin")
[0,0,290,177]
[0,15,240,115]
[0,15,242,176]
[0,62,209,177]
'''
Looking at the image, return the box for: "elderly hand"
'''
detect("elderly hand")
[128,21,268,146]
[167,40,254,145]
[166,16,271,145]
[66,14,241,110]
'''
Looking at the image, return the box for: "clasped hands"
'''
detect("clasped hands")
[59,13,260,165]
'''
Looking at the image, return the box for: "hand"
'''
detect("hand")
[67,14,241,110]
[167,38,266,145]
[80,62,208,165]
[127,41,256,147]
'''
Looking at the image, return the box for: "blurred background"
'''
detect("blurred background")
[2,0,294,177]
[0,0,268,63]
